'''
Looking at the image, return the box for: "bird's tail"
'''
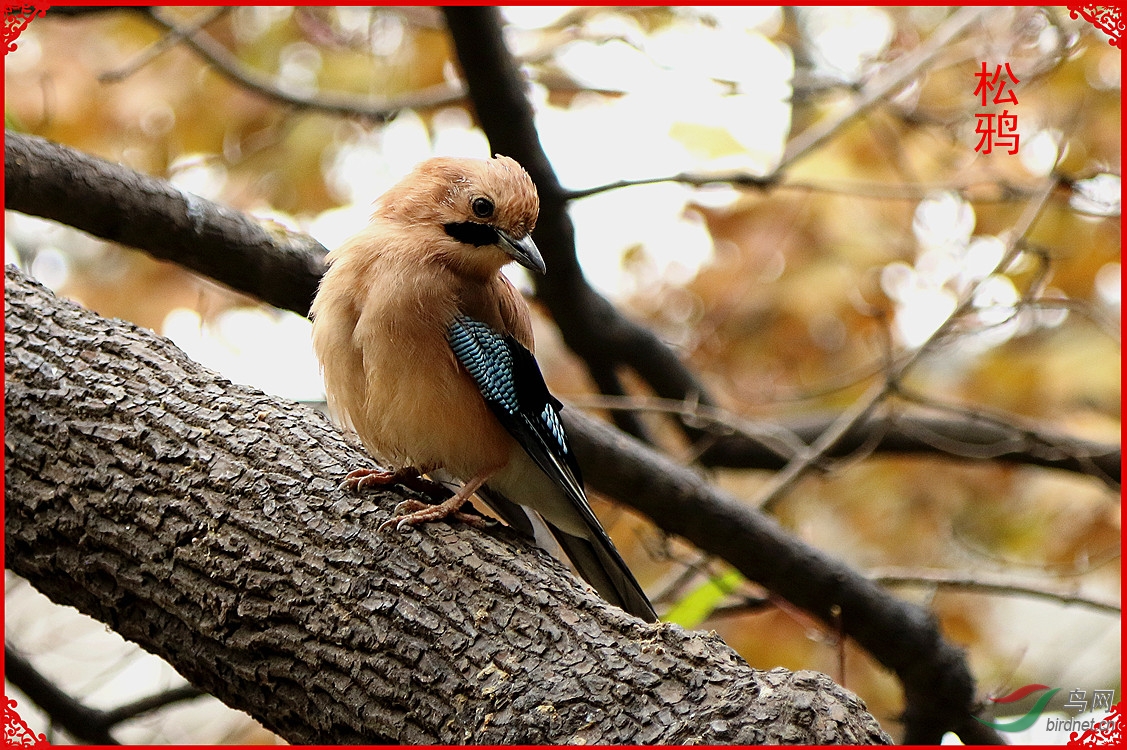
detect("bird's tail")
[544,523,658,623]
[478,486,658,623]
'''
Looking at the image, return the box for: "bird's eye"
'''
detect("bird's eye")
[471,197,494,219]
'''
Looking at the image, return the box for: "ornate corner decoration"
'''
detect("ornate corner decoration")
[1068,702,1123,747]
[1068,5,1124,48]
[5,697,49,747]
[4,3,49,55]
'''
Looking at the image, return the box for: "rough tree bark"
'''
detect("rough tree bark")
[4,266,891,745]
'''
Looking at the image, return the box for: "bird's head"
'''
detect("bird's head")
[373,154,544,279]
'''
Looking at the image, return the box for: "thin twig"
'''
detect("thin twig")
[776,6,991,173]
[98,685,206,726]
[98,8,231,83]
[5,645,116,744]
[140,8,465,122]
[832,604,847,688]
[648,549,713,606]
[754,175,1060,513]
[869,567,1121,616]
[952,522,1121,579]
[565,171,1075,203]
[570,392,1120,487]
[895,388,1121,489]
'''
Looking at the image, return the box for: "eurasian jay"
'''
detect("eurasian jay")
[310,155,657,622]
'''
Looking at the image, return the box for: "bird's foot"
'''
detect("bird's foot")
[340,466,418,492]
[378,496,495,533]
[340,466,451,502]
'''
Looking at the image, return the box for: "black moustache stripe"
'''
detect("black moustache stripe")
[444,221,499,247]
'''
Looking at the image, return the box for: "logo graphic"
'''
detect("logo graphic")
[975,684,1060,732]
[977,685,1122,744]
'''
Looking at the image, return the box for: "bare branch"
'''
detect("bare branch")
[565,172,1073,203]
[98,685,207,728]
[571,394,1120,489]
[868,568,1121,616]
[563,410,1003,745]
[5,644,117,745]
[4,130,326,317]
[777,6,990,173]
[5,641,207,746]
[754,175,1060,513]
[138,7,465,122]
[890,390,1120,490]
[98,7,231,84]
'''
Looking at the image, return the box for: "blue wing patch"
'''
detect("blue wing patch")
[448,316,520,416]
[447,314,580,478]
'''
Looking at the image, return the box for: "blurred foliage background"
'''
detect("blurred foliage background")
[5,5,1120,744]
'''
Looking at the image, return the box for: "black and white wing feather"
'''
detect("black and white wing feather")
[447,314,657,622]
[447,314,584,498]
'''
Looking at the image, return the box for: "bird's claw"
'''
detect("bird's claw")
[340,467,401,493]
[378,499,496,533]
[340,467,453,503]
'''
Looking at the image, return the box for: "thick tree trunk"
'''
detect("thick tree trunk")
[4,266,890,745]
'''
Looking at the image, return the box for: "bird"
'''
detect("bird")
[310,154,658,623]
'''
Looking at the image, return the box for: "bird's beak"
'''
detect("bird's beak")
[497,228,546,275]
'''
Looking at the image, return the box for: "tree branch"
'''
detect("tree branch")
[98,685,205,728]
[3,645,205,745]
[4,130,326,316]
[561,411,1002,745]
[867,568,1121,617]
[138,7,466,122]
[565,171,1079,206]
[45,6,467,121]
[97,7,232,84]
[573,395,1120,490]
[4,645,116,745]
[4,265,889,745]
